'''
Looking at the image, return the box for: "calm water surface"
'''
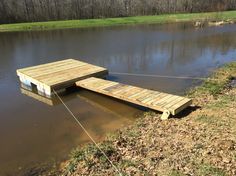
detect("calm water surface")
[0,23,236,175]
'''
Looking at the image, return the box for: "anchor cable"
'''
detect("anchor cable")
[110,72,214,80]
[53,89,123,176]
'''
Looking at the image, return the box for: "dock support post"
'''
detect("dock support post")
[37,84,52,98]
[19,76,32,87]
[161,110,171,120]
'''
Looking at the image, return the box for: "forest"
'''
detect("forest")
[0,0,236,24]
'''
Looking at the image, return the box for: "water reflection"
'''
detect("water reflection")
[0,22,236,175]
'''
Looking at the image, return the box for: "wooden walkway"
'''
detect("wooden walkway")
[76,77,192,118]
[17,59,108,96]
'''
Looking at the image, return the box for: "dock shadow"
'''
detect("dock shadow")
[173,105,201,119]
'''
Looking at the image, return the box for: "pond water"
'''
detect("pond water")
[0,22,236,175]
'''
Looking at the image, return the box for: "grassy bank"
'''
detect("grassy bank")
[1,11,236,32]
[60,62,236,176]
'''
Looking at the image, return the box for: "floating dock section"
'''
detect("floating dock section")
[17,59,192,119]
[17,59,108,96]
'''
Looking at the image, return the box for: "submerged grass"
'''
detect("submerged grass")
[60,62,236,176]
[0,10,236,32]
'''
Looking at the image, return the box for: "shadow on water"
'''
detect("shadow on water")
[0,22,236,175]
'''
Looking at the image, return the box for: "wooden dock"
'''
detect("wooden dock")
[76,77,192,119]
[17,59,192,119]
[17,59,108,96]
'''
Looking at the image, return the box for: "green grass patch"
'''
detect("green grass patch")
[198,164,226,176]
[126,128,141,138]
[189,62,236,97]
[201,81,226,96]
[195,114,218,124]
[207,94,236,109]
[119,159,137,168]
[168,170,185,176]
[1,10,236,32]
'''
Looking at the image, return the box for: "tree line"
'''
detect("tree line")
[0,0,236,24]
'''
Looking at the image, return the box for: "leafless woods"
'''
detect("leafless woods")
[0,0,236,24]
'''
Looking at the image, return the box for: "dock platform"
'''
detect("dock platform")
[17,59,108,96]
[76,77,192,119]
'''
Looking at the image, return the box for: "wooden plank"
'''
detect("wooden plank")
[86,78,107,87]
[137,91,155,102]
[130,90,150,99]
[76,77,192,115]
[110,85,129,94]
[31,62,88,78]
[153,95,173,106]
[78,77,101,86]
[113,86,133,95]
[33,64,90,80]
[22,60,84,76]
[44,67,106,85]
[126,90,144,99]
[41,65,101,81]
[138,90,158,101]
[148,93,170,105]
[141,92,161,104]
[95,81,114,88]
[105,84,126,92]
[164,97,185,109]
[51,70,108,90]
[122,87,140,97]
[169,98,192,115]
[98,82,119,90]
[17,59,74,72]
[159,96,181,109]
[142,92,163,105]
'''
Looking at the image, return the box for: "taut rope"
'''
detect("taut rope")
[110,72,214,80]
